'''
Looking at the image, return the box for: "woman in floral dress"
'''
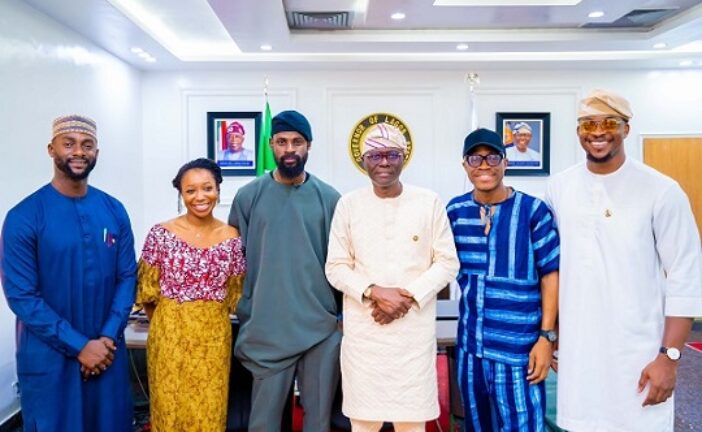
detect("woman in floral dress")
[136,158,245,431]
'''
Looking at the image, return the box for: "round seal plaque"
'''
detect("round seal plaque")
[348,113,413,173]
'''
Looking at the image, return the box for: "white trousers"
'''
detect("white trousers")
[350,419,425,432]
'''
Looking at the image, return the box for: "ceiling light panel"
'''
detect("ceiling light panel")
[108,0,240,61]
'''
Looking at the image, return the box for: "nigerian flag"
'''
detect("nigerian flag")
[256,101,275,176]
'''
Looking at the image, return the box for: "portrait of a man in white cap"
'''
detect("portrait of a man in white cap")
[506,121,541,163]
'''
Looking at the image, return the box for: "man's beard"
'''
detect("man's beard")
[586,151,614,164]
[276,153,308,179]
[55,157,97,180]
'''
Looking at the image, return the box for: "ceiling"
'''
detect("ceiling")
[23,0,702,70]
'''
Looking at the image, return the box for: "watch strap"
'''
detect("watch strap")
[363,284,374,300]
[539,329,557,343]
[659,346,681,361]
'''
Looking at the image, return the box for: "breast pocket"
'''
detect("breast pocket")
[596,205,653,249]
[398,213,433,262]
[98,225,121,277]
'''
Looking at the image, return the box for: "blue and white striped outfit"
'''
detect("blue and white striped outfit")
[446,190,559,432]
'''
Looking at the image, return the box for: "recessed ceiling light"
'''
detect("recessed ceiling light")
[137,51,151,59]
[456,43,469,51]
[391,12,406,20]
[588,11,605,18]
[260,44,273,51]
[130,47,144,54]
[679,60,693,66]
[145,57,157,63]
[653,42,667,49]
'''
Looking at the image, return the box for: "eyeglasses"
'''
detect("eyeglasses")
[363,150,404,163]
[578,117,626,133]
[464,153,503,168]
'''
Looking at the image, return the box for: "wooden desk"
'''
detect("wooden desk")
[124,320,148,349]
[437,320,458,348]
[127,320,458,351]
[125,301,459,349]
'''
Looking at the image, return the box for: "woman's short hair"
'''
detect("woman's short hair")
[171,158,223,192]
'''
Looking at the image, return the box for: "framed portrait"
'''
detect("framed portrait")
[496,112,551,176]
[207,111,261,176]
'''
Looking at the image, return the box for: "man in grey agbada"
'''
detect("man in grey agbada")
[229,110,341,431]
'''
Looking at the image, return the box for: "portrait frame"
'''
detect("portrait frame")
[496,112,551,176]
[207,111,261,176]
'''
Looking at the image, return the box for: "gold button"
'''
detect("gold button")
[412,235,419,241]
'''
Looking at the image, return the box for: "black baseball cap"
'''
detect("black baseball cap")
[462,128,505,157]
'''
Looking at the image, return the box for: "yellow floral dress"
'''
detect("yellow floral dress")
[136,224,245,432]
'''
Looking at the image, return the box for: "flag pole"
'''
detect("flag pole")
[256,77,275,177]
[464,72,480,192]
[450,72,481,300]
[465,72,480,132]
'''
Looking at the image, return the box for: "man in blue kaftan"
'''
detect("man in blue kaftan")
[447,128,560,432]
[0,115,136,432]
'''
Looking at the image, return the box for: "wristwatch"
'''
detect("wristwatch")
[363,284,374,300]
[539,329,558,343]
[659,346,681,361]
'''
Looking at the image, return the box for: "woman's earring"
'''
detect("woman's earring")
[177,193,183,213]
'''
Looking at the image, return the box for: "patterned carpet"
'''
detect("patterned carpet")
[675,326,702,431]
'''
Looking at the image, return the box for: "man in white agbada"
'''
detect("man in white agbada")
[545,89,702,431]
[505,122,540,162]
[325,122,459,431]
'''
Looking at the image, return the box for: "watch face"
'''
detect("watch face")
[667,347,681,360]
[540,330,557,342]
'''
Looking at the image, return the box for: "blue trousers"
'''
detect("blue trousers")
[458,351,545,432]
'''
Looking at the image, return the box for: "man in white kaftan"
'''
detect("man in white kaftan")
[546,89,702,432]
[326,122,459,431]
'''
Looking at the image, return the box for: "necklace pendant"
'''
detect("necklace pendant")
[484,220,491,236]
[479,205,495,235]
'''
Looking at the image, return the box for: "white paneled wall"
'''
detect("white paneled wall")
[140,68,702,231]
[326,87,438,193]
